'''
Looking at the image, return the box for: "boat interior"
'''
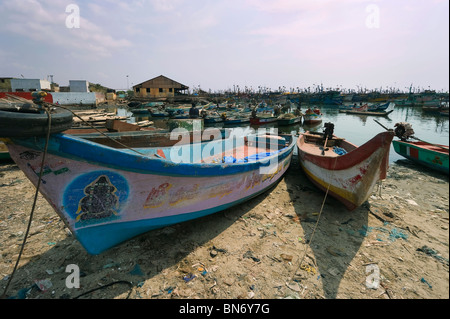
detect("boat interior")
[300,131,356,157]
[70,130,293,164]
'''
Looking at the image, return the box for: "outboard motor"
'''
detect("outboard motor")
[323,122,334,141]
[394,122,414,141]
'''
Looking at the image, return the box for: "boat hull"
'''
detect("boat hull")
[277,117,301,126]
[4,133,295,254]
[250,117,277,125]
[339,109,393,116]
[302,114,322,124]
[297,131,394,210]
[392,140,449,174]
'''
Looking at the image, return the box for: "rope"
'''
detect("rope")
[1,106,52,299]
[290,156,339,284]
[0,104,136,299]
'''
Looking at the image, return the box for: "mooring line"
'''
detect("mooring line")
[1,106,52,299]
[290,155,339,284]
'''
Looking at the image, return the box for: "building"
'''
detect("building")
[133,75,189,98]
[10,78,51,92]
[70,80,90,92]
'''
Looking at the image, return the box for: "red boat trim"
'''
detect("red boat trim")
[298,131,394,171]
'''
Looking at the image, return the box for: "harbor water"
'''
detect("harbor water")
[121,106,449,164]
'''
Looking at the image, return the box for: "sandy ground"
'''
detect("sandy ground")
[0,155,448,300]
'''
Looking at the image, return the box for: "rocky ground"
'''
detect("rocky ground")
[0,155,448,301]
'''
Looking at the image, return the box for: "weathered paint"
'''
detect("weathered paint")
[6,133,295,254]
[298,131,394,210]
[302,112,322,124]
[392,140,449,174]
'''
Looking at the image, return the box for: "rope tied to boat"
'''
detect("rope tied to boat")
[0,104,135,299]
[1,105,52,299]
[289,156,339,287]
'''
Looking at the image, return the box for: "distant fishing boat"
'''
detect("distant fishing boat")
[224,117,250,125]
[250,116,278,125]
[302,108,322,124]
[148,108,171,117]
[368,102,393,112]
[0,105,297,254]
[297,123,394,210]
[339,103,394,116]
[203,116,224,124]
[276,114,302,126]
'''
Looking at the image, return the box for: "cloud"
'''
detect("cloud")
[0,0,131,58]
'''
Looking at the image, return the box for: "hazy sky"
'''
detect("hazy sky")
[0,0,448,92]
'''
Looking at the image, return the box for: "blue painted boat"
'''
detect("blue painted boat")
[2,125,296,254]
[368,102,394,112]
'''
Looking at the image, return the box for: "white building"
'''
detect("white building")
[69,80,90,92]
[10,78,51,92]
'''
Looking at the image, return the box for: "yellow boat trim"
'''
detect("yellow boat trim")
[300,162,358,206]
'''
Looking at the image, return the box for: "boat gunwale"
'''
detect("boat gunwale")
[7,132,297,177]
[297,131,394,171]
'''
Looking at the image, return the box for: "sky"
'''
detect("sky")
[0,0,448,93]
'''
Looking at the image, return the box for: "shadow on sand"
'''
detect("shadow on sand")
[283,157,369,299]
[3,179,278,299]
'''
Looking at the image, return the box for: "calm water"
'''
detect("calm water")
[122,106,449,164]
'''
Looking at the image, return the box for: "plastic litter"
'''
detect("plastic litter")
[421,278,432,289]
[417,246,449,266]
[34,278,53,292]
[243,250,260,262]
[388,228,408,241]
[183,274,196,283]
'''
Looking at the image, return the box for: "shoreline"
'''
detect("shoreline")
[0,157,448,299]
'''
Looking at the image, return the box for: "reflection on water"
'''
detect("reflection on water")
[118,106,449,163]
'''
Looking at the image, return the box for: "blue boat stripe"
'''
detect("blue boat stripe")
[11,134,296,177]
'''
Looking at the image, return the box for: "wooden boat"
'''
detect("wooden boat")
[297,129,394,210]
[1,119,296,254]
[224,117,250,125]
[277,114,302,126]
[392,139,449,174]
[368,102,393,112]
[250,116,277,125]
[302,108,322,124]
[203,116,225,124]
[148,109,171,117]
[339,108,393,116]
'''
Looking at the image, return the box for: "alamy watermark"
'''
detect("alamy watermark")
[168,121,282,175]
[365,4,380,29]
[65,4,80,29]
[65,264,80,289]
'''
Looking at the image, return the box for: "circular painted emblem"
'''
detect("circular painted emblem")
[63,170,129,225]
